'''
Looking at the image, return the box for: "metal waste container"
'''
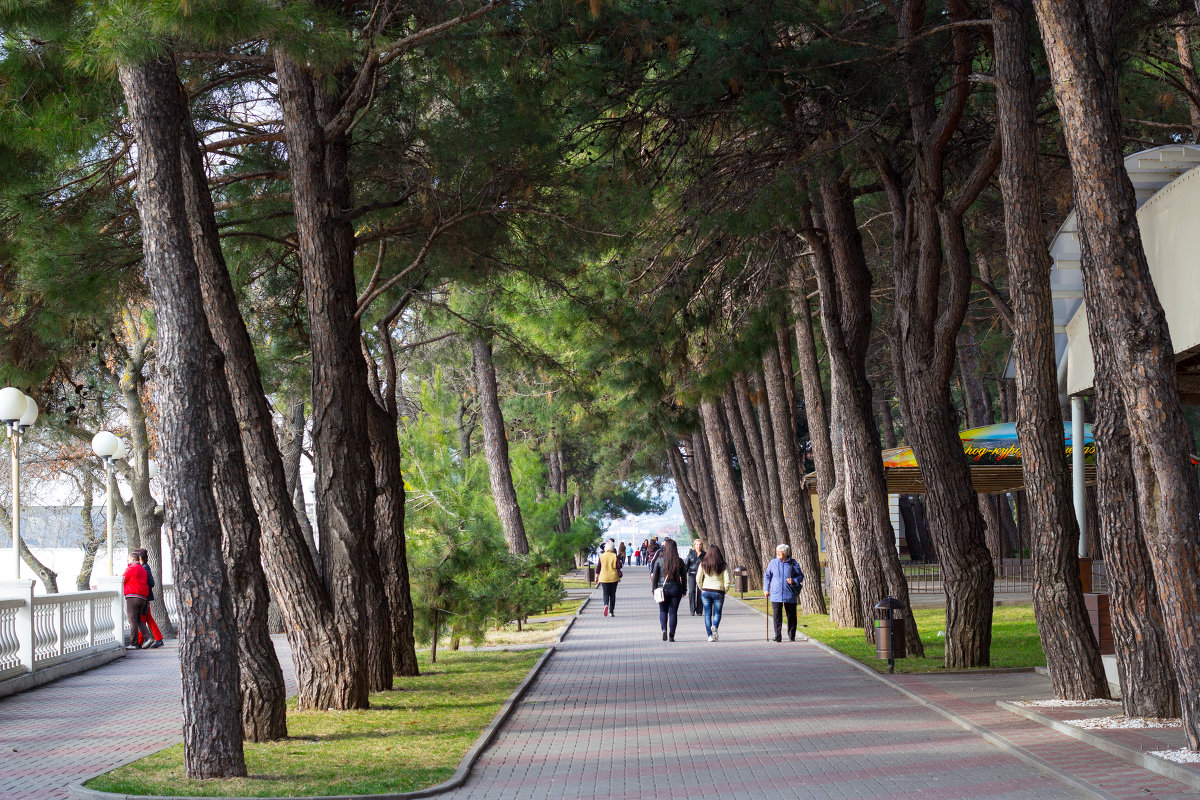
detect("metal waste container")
[874,596,907,673]
[733,566,748,597]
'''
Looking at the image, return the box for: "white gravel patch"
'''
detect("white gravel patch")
[1014,698,1121,708]
[1150,748,1200,764]
[1065,715,1181,730]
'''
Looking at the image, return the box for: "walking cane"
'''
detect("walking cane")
[766,595,771,642]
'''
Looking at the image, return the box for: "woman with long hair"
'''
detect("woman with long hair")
[617,541,627,568]
[650,538,687,641]
[696,544,732,642]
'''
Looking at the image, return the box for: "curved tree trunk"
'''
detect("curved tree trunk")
[1035,0,1200,737]
[690,432,723,553]
[790,263,860,627]
[367,399,419,678]
[722,383,773,566]
[1093,331,1178,716]
[761,328,825,614]
[186,60,360,711]
[471,332,530,554]
[699,399,757,586]
[993,0,1109,698]
[118,54,245,778]
[207,356,289,742]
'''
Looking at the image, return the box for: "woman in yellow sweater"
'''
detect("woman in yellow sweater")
[595,541,622,617]
[695,544,733,642]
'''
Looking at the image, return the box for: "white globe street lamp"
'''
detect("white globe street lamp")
[1,388,37,581]
[91,430,120,577]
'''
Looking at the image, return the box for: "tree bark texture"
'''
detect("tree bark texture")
[366,398,419,678]
[722,381,773,565]
[761,328,826,614]
[185,64,359,711]
[957,327,1007,563]
[806,183,923,654]
[690,431,724,551]
[878,4,997,666]
[698,399,758,587]
[790,264,860,627]
[1034,0,1200,722]
[666,441,709,543]
[277,51,384,707]
[1093,325,1179,717]
[748,372,790,551]
[280,398,322,578]
[118,55,245,778]
[993,0,1110,700]
[470,332,530,554]
[206,358,289,741]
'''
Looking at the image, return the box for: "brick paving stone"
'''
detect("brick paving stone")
[2,571,1195,800]
[0,638,295,800]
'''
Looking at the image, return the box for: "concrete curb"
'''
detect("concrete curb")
[727,594,1117,800]
[998,700,1200,792]
[68,646,557,800]
[0,646,126,700]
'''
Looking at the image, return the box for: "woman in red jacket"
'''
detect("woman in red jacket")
[122,552,154,650]
[136,549,165,648]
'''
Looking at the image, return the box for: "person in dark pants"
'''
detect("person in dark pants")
[651,538,687,641]
[763,543,804,642]
[122,552,153,650]
[685,538,705,615]
[594,541,622,617]
[136,549,165,648]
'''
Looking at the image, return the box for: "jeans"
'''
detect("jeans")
[700,590,725,636]
[771,601,797,640]
[658,585,684,637]
[601,581,618,613]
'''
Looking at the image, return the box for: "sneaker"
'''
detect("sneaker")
[603,604,608,617]
[707,635,714,642]
[712,631,718,642]
[151,639,165,649]
[662,630,668,641]
[125,645,138,650]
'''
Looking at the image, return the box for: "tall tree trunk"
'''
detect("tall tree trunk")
[118,55,245,778]
[723,381,773,564]
[761,330,826,614]
[666,442,708,542]
[994,0,1110,699]
[1093,329,1179,716]
[806,183,923,654]
[471,332,529,554]
[367,398,419,678]
[690,431,723,552]
[76,474,102,591]
[1034,0,1200,724]
[276,51,383,707]
[749,371,790,550]
[3,508,59,592]
[281,398,322,578]
[1173,15,1200,144]
[699,399,757,586]
[790,262,861,627]
[207,359,289,742]
[872,380,899,449]
[186,61,358,710]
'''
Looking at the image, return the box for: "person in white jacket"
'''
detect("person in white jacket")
[695,544,733,642]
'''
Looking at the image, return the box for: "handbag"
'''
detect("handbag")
[617,568,623,579]
[653,586,665,603]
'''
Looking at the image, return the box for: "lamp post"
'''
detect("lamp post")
[91,430,121,576]
[0,388,37,581]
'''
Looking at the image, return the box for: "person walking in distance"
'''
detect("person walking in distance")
[617,542,627,569]
[122,551,154,650]
[763,544,804,642]
[136,549,165,648]
[595,541,622,617]
[685,538,705,615]
[696,544,733,642]
[651,538,687,641]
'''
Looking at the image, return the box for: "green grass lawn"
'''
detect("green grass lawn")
[85,650,544,797]
[737,596,1044,674]
[534,596,586,617]
[561,578,592,589]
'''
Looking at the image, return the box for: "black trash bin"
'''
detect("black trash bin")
[586,565,595,584]
[874,596,907,674]
[732,566,749,598]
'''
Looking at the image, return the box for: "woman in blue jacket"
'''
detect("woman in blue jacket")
[763,544,804,642]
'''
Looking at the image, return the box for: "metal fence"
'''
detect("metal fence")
[900,559,1108,594]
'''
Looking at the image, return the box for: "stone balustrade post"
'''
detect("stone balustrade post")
[96,576,126,647]
[0,579,35,673]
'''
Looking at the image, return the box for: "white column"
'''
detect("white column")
[97,575,126,648]
[9,429,19,580]
[104,459,114,577]
[0,579,35,673]
[1071,395,1087,558]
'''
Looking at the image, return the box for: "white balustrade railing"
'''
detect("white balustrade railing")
[0,582,123,686]
[162,584,180,631]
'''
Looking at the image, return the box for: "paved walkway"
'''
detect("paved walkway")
[0,639,296,800]
[1,571,1195,799]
